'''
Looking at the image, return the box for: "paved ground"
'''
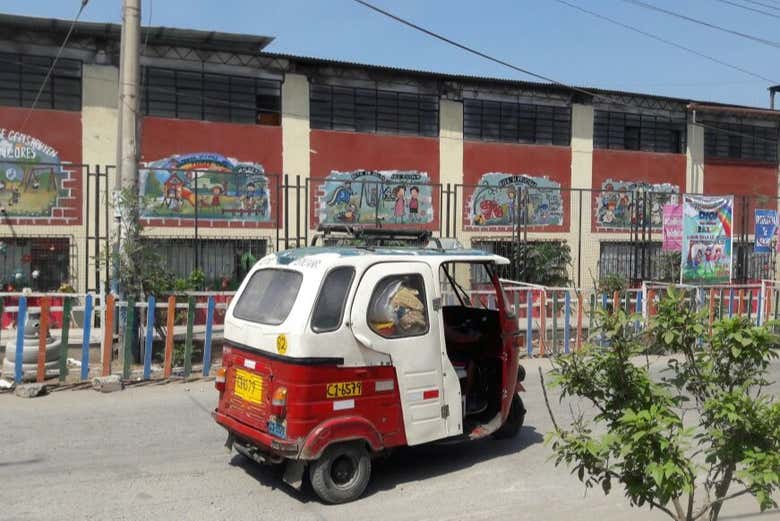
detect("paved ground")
[2,358,778,521]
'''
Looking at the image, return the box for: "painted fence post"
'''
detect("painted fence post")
[563,291,571,354]
[601,293,608,311]
[746,290,752,320]
[728,288,735,318]
[738,289,745,316]
[576,292,583,351]
[539,291,547,356]
[203,296,215,377]
[102,294,115,377]
[36,297,50,383]
[184,296,195,378]
[143,295,155,380]
[648,290,656,317]
[123,298,136,380]
[756,289,762,326]
[164,296,175,378]
[80,294,93,381]
[588,293,595,334]
[551,292,558,354]
[709,288,715,334]
[635,290,643,333]
[525,289,533,358]
[58,297,72,383]
[14,296,27,384]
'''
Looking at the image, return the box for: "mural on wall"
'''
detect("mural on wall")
[468,173,563,227]
[317,170,433,225]
[595,178,680,230]
[139,153,271,221]
[0,128,69,218]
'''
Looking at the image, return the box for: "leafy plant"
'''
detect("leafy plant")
[513,241,572,287]
[544,287,780,521]
[598,273,628,295]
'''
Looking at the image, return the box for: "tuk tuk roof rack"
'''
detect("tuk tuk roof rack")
[311,225,441,249]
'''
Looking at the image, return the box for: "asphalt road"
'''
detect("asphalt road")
[2,358,778,521]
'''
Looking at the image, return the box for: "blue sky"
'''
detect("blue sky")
[3,0,779,107]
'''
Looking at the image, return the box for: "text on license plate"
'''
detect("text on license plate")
[326,381,363,399]
[234,369,263,404]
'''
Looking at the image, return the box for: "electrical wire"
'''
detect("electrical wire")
[713,0,780,19]
[19,0,90,132]
[553,0,777,84]
[620,0,780,49]
[740,0,780,12]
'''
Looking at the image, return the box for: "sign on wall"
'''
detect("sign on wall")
[316,170,433,225]
[681,195,733,284]
[662,204,682,252]
[755,209,777,253]
[139,153,271,221]
[467,172,563,228]
[595,179,679,230]
[0,128,70,219]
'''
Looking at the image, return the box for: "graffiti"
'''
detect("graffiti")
[595,178,679,230]
[139,153,271,221]
[468,173,563,227]
[0,128,69,218]
[317,170,433,225]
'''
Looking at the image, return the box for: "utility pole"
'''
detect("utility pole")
[114,0,141,295]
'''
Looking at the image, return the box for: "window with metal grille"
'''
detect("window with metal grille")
[0,238,70,291]
[733,241,775,282]
[142,238,268,288]
[594,110,686,153]
[310,84,439,137]
[703,120,778,163]
[598,241,673,282]
[463,99,571,145]
[141,67,281,125]
[0,52,81,111]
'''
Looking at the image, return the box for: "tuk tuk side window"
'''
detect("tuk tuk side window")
[311,266,355,333]
[367,274,429,339]
[233,268,303,325]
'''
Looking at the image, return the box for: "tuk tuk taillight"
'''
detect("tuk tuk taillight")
[271,386,288,417]
[215,367,227,392]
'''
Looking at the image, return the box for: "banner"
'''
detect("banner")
[755,209,777,253]
[662,204,682,251]
[681,195,733,284]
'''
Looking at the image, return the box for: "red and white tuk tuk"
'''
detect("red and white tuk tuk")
[213,229,526,503]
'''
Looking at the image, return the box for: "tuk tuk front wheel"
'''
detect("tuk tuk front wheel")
[309,442,371,504]
[492,394,526,439]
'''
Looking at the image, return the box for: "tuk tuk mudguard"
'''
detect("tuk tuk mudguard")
[299,415,387,460]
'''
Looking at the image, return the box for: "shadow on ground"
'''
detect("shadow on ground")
[230,424,544,503]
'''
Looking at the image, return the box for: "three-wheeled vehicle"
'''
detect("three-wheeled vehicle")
[213,228,526,503]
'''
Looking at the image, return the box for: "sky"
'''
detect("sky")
[2,0,779,107]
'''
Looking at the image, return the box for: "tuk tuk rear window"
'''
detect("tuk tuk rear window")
[311,267,355,333]
[233,269,302,325]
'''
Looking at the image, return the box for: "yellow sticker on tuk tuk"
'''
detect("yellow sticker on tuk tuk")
[276,334,288,355]
[326,381,363,399]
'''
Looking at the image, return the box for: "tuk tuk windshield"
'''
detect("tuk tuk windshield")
[233,268,303,325]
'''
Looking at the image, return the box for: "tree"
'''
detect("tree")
[513,241,572,287]
[543,288,780,521]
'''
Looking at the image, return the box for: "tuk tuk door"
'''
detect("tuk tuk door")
[350,261,447,446]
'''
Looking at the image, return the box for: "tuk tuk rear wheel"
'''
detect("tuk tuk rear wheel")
[492,394,526,439]
[309,442,371,504]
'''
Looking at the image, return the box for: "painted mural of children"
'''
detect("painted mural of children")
[408,186,420,222]
[242,182,257,212]
[0,180,5,192]
[210,185,224,208]
[602,200,617,224]
[9,187,20,206]
[394,186,406,223]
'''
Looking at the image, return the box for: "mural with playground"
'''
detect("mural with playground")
[594,178,680,231]
[467,172,564,229]
[139,153,272,222]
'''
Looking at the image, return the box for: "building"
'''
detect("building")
[0,13,778,292]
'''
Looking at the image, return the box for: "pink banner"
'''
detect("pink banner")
[663,204,682,251]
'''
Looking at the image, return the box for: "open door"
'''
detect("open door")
[350,261,447,446]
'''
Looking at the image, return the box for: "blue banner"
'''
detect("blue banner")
[755,209,777,253]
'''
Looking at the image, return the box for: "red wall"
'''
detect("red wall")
[591,149,686,232]
[463,142,572,232]
[0,106,83,226]
[704,160,779,235]
[140,117,283,229]
[309,130,440,228]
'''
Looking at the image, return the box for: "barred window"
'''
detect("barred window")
[703,120,778,163]
[594,110,686,153]
[0,52,81,111]
[310,84,439,137]
[463,99,571,146]
[141,67,281,125]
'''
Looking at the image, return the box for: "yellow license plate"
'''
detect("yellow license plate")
[234,369,263,404]
[326,381,363,399]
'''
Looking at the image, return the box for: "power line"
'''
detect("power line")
[620,0,780,49]
[554,0,777,84]
[740,0,780,12]
[20,0,90,131]
[713,0,780,19]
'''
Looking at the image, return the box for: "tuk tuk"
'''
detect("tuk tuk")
[213,228,526,503]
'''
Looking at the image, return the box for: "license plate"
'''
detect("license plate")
[267,419,286,439]
[234,369,263,404]
[326,381,363,399]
